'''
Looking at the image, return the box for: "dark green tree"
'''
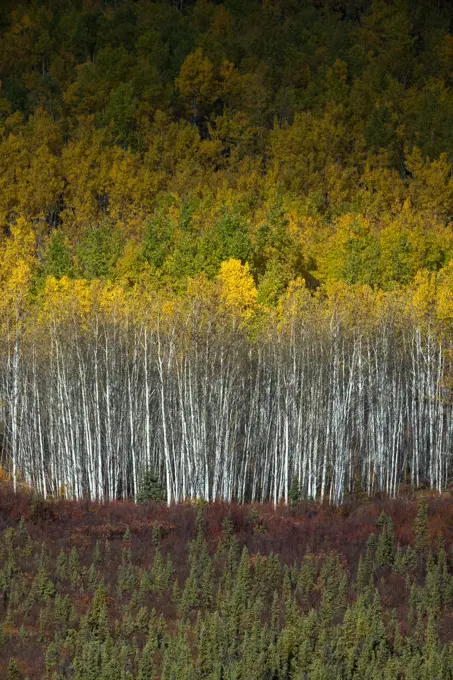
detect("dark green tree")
[136,469,165,504]
[414,497,429,554]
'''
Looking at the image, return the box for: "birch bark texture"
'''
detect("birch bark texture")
[1,292,452,504]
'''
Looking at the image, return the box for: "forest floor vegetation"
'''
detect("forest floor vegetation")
[1,486,453,678]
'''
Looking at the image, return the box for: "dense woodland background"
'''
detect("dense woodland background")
[3,0,453,501]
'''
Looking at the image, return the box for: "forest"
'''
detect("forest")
[0,491,453,679]
[3,0,453,502]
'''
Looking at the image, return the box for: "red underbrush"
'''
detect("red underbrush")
[0,484,451,569]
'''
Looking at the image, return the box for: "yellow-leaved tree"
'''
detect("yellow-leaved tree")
[217,258,258,324]
[435,261,453,328]
[409,269,437,325]
[0,217,36,321]
[175,48,218,123]
[0,217,36,491]
[40,275,92,328]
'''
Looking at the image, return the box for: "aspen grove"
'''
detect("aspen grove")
[2,239,453,504]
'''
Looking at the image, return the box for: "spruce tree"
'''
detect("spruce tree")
[150,548,165,596]
[45,641,59,677]
[138,639,156,680]
[100,635,122,680]
[289,476,301,506]
[180,564,200,617]
[375,521,395,568]
[88,564,98,592]
[152,521,161,547]
[56,549,67,583]
[34,544,55,600]
[135,606,148,633]
[298,548,316,601]
[136,469,165,504]
[426,555,441,616]
[17,518,27,541]
[69,548,82,590]
[403,545,418,573]
[92,540,102,564]
[7,658,20,680]
[414,497,429,554]
[87,583,110,642]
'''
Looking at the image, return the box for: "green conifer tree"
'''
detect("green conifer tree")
[426,554,441,616]
[17,518,27,541]
[136,469,165,504]
[92,540,102,564]
[403,545,418,573]
[7,658,20,680]
[151,547,165,596]
[289,476,301,506]
[34,544,55,600]
[123,527,133,542]
[138,639,157,680]
[56,549,67,582]
[45,641,59,678]
[87,583,110,642]
[152,521,161,547]
[414,497,429,554]
[69,547,82,590]
[375,521,395,568]
[298,548,316,601]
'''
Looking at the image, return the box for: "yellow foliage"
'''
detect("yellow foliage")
[0,217,35,281]
[60,116,114,233]
[316,213,373,284]
[277,277,313,328]
[175,48,218,109]
[0,466,10,482]
[40,276,92,326]
[323,279,385,332]
[409,269,437,322]
[406,147,453,220]
[186,272,218,305]
[0,108,63,228]
[108,148,152,234]
[217,259,257,322]
[92,280,127,320]
[435,261,453,326]
[358,153,406,216]
[0,217,35,324]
